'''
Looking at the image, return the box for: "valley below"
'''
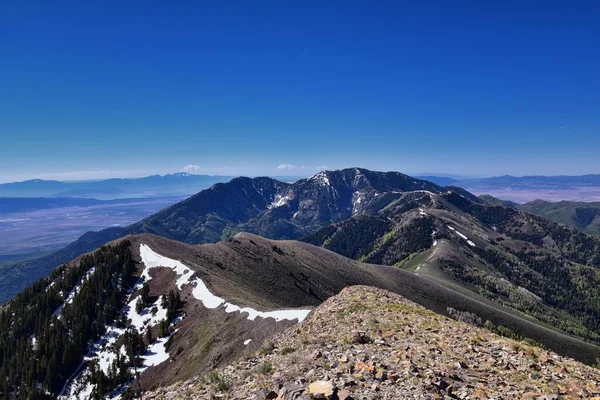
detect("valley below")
[465,187,600,204]
[0,196,184,260]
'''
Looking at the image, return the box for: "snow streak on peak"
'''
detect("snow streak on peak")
[311,171,330,186]
[352,191,365,214]
[268,194,291,209]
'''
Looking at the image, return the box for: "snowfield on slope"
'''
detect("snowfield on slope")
[268,194,291,209]
[60,244,311,400]
[139,244,312,323]
[448,225,476,247]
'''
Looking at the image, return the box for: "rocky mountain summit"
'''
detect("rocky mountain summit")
[144,286,600,400]
[126,168,442,243]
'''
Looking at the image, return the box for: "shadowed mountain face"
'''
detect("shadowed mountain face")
[126,168,442,242]
[1,169,442,303]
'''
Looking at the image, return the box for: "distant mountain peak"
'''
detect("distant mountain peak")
[309,170,331,186]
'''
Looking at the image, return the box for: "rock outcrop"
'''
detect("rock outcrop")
[144,286,600,399]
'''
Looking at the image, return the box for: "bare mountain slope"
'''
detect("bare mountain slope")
[3,231,600,399]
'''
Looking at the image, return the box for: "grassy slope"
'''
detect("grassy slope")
[479,194,519,207]
[518,199,600,235]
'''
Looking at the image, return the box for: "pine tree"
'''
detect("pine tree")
[135,297,144,314]
[159,319,170,338]
[141,282,151,306]
[145,327,153,344]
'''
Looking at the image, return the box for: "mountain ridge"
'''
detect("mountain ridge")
[4,232,600,399]
[0,168,444,303]
[4,168,600,348]
[302,187,600,348]
[145,285,600,400]
[518,199,600,235]
[0,173,235,199]
[4,167,600,398]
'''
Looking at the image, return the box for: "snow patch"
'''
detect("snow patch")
[447,226,476,247]
[98,342,126,375]
[60,296,170,399]
[311,171,330,186]
[62,381,93,400]
[189,274,310,322]
[352,191,365,214]
[143,244,312,323]
[139,244,193,289]
[191,278,228,309]
[268,194,291,209]
[66,267,96,305]
[191,276,310,321]
[139,335,173,373]
[54,267,97,318]
[61,244,312,399]
[126,295,168,333]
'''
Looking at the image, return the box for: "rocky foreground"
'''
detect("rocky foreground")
[145,286,600,399]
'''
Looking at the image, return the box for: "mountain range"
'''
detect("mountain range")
[1,168,600,399]
[421,174,600,203]
[0,169,441,302]
[476,195,600,235]
[0,173,233,199]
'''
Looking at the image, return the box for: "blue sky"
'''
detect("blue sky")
[1,1,599,182]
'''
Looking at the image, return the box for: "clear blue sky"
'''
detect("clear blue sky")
[1,1,599,182]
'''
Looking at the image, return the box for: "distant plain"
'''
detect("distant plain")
[464,187,600,203]
[0,196,184,260]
